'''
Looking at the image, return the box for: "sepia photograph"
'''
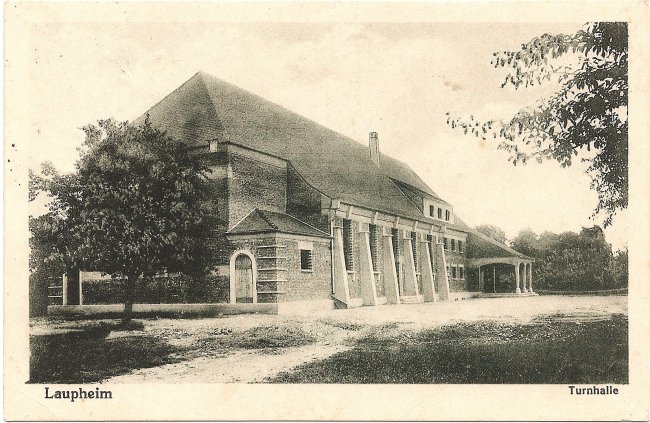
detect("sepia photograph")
[4,1,649,421]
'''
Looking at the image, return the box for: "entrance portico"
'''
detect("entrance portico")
[469,256,535,295]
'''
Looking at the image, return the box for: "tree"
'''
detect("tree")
[448,22,628,227]
[474,224,508,244]
[31,118,219,323]
[510,228,538,257]
[510,225,615,291]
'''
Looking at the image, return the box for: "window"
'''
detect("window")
[451,266,457,279]
[300,249,313,271]
[369,224,380,271]
[444,237,449,250]
[451,239,456,252]
[343,219,354,271]
[391,228,400,275]
[458,240,464,254]
[459,266,465,279]
[429,205,435,217]
[445,210,451,221]
[438,208,442,219]
[411,232,419,269]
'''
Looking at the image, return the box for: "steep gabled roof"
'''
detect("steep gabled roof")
[227,209,330,238]
[135,71,450,222]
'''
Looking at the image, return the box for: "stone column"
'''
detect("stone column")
[62,273,68,306]
[79,274,84,305]
[521,263,528,293]
[382,229,400,305]
[528,263,534,293]
[401,232,420,298]
[419,238,436,302]
[358,228,378,306]
[433,240,451,300]
[515,261,521,294]
[332,221,351,306]
[478,267,484,293]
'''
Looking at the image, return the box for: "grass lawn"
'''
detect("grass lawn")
[29,321,316,383]
[269,314,628,384]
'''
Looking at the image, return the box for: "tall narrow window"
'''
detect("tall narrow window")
[343,219,354,271]
[451,239,456,252]
[369,224,380,271]
[459,265,465,279]
[458,240,464,254]
[445,210,451,221]
[411,232,419,269]
[429,205,435,217]
[444,237,449,251]
[452,266,457,279]
[437,208,442,219]
[391,228,400,276]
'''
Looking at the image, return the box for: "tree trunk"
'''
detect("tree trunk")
[122,274,138,324]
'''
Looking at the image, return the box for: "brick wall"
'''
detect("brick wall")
[445,246,469,292]
[229,234,332,304]
[278,236,332,302]
[286,165,330,233]
[227,152,287,228]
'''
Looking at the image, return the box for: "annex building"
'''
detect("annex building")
[51,71,537,315]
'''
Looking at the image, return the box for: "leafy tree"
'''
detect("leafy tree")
[611,248,628,288]
[511,228,538,257]
[31,118,219,323]
[511,225,615,291]
[474,224,508,244]
[448,22,628,227]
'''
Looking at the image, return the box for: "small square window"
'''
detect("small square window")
[300,249,313,271]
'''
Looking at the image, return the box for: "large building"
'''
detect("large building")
[52,71,537,314]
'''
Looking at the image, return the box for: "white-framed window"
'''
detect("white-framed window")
[299,241,314,271]
[459,265,465,279]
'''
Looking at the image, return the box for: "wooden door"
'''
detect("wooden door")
[234,254,254,303]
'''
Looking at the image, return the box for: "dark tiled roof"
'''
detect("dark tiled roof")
[467,229,531,259]
[227,209,330,238]
[135,71,451,222]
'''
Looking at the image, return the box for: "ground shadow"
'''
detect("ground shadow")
[29,325,185,383]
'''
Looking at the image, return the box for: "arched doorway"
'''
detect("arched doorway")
[230,251,257,304]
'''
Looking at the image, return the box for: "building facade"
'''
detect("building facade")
[52,71,536,313]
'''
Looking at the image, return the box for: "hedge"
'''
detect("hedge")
[82,274,229,305]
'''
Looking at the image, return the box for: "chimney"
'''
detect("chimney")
[369,132,380,166]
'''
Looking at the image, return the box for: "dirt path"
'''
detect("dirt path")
[104,343,350,383]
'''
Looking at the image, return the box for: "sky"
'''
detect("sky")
[27,21,628,250]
